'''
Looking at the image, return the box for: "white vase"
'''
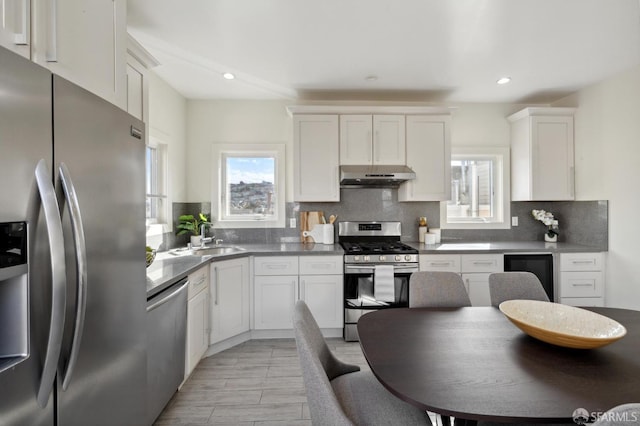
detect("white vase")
[190,235,202,247]
[544,233,557,243]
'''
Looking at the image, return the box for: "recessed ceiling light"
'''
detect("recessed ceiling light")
[223,72,235,80]
[365,75,378,81]
[496,77,512,85]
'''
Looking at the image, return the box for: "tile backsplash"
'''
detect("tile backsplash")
[150,188,607,251]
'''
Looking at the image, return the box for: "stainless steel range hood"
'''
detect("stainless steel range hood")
[340,165,416,187]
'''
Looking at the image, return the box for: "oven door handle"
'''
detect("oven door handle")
[344,265,418,274]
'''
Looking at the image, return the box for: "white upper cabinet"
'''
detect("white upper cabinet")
[0,0,31,58]
[293,114,340,202]
[508,107,576,201]
[340,115,405,165]
[22,0,128,109]
[398,115,451,201]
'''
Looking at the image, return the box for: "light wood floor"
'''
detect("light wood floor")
[154,338,370,425]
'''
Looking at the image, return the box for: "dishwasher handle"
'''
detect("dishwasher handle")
[147,279,189,312]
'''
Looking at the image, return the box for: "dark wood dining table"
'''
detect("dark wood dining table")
[357,306,640,424]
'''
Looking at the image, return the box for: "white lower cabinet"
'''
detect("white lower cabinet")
[419,254,503,306]
[185,265,209,378]
[559,252,605,307]
[209,257,250,344]
[254,255,343,330]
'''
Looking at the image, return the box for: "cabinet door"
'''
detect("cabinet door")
[373,115,405,165]
[531,116,574,200]
[0,0,30,58]
[300,275,343,328]
[293,115,340,201]
[31,0,127,108]
[340,115,372,165]
[210,258,250,343]
[254,276,298,330]
[462,273,492,306]
[399,115,451,201]
[185,288,209,378]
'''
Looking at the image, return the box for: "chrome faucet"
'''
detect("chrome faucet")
[200,223,213,248]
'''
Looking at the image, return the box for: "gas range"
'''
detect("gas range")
[339,221,419,265]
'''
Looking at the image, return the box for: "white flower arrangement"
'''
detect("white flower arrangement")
[532,209,559,237]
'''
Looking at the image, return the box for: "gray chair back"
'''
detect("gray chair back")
[489,271,550,307]
[293,300,360,426]
[590,403,640,425]
[409,271,471,308]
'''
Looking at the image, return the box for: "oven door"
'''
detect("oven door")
[343,264,417,341]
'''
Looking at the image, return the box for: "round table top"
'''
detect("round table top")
[357,306,640,423]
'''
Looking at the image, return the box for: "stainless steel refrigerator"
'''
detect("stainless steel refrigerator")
[0,46,147,425]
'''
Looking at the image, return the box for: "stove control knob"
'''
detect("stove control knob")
[354,255,360,261]
[404,255,412,261]
[395,255,402,262]
[379,255,386,262]
[363,255,370,262]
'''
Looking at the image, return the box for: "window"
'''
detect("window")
[440,147,510,229]
[145,138,169,234]
[213,144,285,228]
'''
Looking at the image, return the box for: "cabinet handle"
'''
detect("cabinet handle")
[374,130,379,163]
[430,262,452,267]
[11,0,30,45]
[266,264,288,270]
[368,130,373,163]
[472,261,495,266]
[298,280,304,300]
[569,166,575,198]
[572,283,593,287]
[46,0,58,62]
[571,260,595,264]
[213,266,219,305]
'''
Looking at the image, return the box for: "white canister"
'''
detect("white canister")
[430,228,441,243]
[425,233,437,245]
[418,226,428,243]
[323,224,334,245]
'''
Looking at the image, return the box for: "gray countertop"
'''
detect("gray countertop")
[146,240,604,298]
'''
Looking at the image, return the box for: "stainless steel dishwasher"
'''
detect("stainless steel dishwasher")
[146,277,189,424]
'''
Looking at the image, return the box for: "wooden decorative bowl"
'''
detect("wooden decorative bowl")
[499,300,627,349]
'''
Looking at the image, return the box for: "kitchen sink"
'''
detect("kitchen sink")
[190,245,245,256]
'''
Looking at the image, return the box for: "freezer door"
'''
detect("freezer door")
[0,47,55,426]
[52,76,147,426]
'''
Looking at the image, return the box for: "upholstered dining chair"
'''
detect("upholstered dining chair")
[293,300,432,426]
[409,271,472,308]
[488,271,550,307]
[591,403,640,425]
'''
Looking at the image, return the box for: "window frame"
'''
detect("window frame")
[212,143,286,229]
[439,146,511,230]
[145,136,170,236]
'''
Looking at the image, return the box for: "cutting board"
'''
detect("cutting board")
[300,211,324,243]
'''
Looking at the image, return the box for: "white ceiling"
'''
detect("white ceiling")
[127,0,640,103]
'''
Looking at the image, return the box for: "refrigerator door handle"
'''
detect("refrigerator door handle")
[58,163,88,391]
[34,159,67,408]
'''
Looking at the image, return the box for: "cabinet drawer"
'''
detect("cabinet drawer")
[420,255,461,272]
[560,253,603,271]
[254,256,299,276]
[560,271,604,298]
[188,266,209,299]
[461,254,503,273]
[299,255,343,275]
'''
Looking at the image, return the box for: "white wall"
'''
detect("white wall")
[148,72,188,203]
[186,100,292,202]
[554,66,640,309]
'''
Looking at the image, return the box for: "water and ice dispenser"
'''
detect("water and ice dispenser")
[0,222,29,372]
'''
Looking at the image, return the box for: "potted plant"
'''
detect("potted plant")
[176,213,212,246]
[531,209,559,242]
